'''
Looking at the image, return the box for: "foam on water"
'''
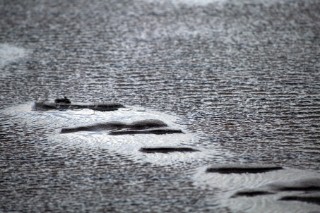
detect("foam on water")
[1,102,225,166]
[0,43,28,69]
[193,167,320,212]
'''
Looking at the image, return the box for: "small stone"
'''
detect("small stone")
[54,96,71,104]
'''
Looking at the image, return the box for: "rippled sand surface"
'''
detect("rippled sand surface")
[1,0,320,212]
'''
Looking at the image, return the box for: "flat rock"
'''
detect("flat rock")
[61,119,168,133]
[231,190,274,198]
[206,164,283,174]
[129,119,168,130]
[279,194,320,205]
[33,101,124,112]
[109,128,184,135]
[139,147,199,153]
[268,178,320,192]
[194,167,320,212]
[231,178,320,204]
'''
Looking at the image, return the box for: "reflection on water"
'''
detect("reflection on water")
[0,44,29,69]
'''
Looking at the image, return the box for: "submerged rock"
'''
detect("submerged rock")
[206,164,283,174]
[231,190,274,198]
[61,121,126,133]
[232,177,320,204]
[279,194,320,205]
[194,166,320,212]
[61,119,168,134]
[129,119,167,130]
[139,147,199,153]
[109,128,184,135]
[33,101,124,112]
[268,178,320,192]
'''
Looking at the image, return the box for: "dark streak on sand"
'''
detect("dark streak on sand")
[139,147,199,153]
[206,164,283,174]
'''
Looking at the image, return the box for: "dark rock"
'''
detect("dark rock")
[129,119,167,130]
[279,194,320,205]
[206,164,283,174]
[61,119,168,134]
[109,128,184,135]
[33,101,124,112]
[231,190,274,198]
[231,177,320,200]
[54,96,71,104]
[268,178,320,192]
[61,121,127,133]
[139,147,199,153]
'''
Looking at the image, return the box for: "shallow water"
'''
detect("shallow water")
[1,0,320,212]
[193,166,320,212]
[2,103,226,166]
